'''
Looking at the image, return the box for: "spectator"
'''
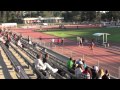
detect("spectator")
[75,64,84,79]
[67,57,74,70]
[72,59,76,70]
[82,67,91,79]
[42,53,58,73]
[19,34,22,39]
[17,39,23,48]
[29,39,32,45]
[98,69,104,79]
[41,48,47,54]
[35,54,58,73]
[91,66,99,79]
[0,36,6,44]
[4,38,9,48]
[102,70,110,79]
[76,58,83,65]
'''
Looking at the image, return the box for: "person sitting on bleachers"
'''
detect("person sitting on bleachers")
[75,64,84,79]
[41,48,47,54]
[35,54,58,73]
[98,69,104,79]
[102,70,110,79]
[29,39,32,45]
[17,39,23,48]
[75,58,83,65]
[4,38,10,49]
[67,57,74,71]
[0,36,6,44]
[82,67,91,79]
[91,66,99,79]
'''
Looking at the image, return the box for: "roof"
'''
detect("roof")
[23,18,39,20]
[39,17,64,20]
[23,17,64,21]
[93,33,110,36]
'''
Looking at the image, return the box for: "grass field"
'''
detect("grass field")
[42,27,120,43]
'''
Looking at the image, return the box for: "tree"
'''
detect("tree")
[71,11,81,22]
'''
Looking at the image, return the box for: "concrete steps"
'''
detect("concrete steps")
[0,46,17,79]
[9,45,37,79]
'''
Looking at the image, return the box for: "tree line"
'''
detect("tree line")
[0,11,120,23]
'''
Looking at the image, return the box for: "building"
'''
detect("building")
[23,17,64,24]
[23,18,39,24]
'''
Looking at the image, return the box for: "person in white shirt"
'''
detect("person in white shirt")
[34,54,58,73]
[75,64,84,79]
[17,39,22,48]
[51,38,55,47]
[0,36,6,44]
[29,40,32,45]
[52,38,55,43]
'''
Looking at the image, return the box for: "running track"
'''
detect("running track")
[11,28,120,78]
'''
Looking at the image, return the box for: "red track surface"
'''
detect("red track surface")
[11,27,120,78]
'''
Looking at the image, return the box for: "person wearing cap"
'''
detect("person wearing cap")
[76,58,83,65]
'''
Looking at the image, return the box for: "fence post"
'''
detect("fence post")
[82,54,84,60]
[48,43,50,48]
[44,42,45,47]
[71,51,73,57]
[62,47,63,53]
[119,67,120,79]
[55,45,56,50]
[97,60,99,69]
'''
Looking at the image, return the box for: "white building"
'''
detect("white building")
[23,17,64,24]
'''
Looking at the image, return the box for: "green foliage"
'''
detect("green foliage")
[0,11,120,23]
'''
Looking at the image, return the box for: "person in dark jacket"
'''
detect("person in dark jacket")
[91,66,99,79]
[102,70,110,79]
